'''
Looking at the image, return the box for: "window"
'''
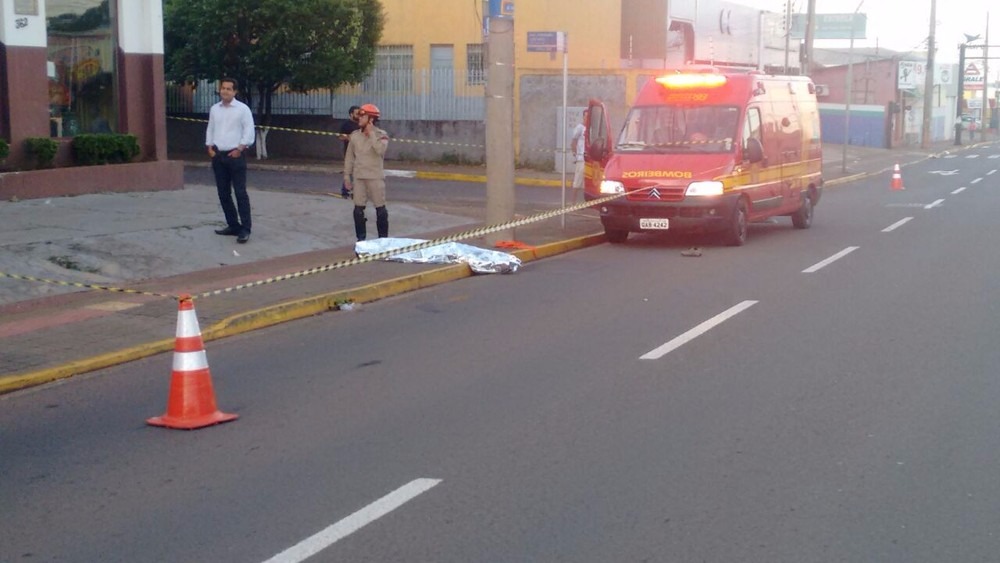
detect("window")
[46,0,117,137]
[466,44,485,85]
[365,45,413,92]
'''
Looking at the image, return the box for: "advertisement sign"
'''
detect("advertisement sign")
[964,62,984,90]
[790,13,867,40]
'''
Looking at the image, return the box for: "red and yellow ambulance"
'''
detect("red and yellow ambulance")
[584,67,823,246]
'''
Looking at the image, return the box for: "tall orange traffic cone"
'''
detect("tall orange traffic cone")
[147,295,238,430]
[891,163,905,190]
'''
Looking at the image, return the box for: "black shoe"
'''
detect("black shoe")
[215,226,239,236]
[237,231,250,243]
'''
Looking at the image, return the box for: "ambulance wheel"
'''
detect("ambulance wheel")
[605,228,629,244]
[725,199,749,246]
[792,192,814,229]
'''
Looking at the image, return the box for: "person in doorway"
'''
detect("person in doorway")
[569,109,588,204]
[205,77,256,243]
[337,105,361,198]
[343,103,390,241]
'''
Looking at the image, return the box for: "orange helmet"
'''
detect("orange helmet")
[359,103,381,119]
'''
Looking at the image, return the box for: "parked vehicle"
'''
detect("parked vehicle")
[584,67,824,246]
[961,114,981,131]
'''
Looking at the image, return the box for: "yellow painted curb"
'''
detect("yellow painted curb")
[0,234,605,395]
[413,170,562,188]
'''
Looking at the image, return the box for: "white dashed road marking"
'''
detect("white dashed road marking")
[951,187,967,194]
[971,177,983,184]
[262,479,442,563]
[925,199,945,209]
[640,300,758,360]
[882,217,914,232]
[802,246,859,273]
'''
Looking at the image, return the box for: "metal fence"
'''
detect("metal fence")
[166,69,486,121]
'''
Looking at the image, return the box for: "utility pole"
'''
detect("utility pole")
[955,41,968,145]
[485,15,515,244]
[981,12,990,141]
[784,0,792,72]
[920,0,936,149]
[803,0,816,74]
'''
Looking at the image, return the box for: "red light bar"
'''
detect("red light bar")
[655,74,728,89]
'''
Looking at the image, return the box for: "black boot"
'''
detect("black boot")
[353,206,367,241]
[375,206,389,238]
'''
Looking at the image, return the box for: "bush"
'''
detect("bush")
[72,134,140,166]
[0,138,9,161]
[25,137,58,169]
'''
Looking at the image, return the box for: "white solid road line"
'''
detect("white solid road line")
[802,246,859,274]
[882,217,914,232]
[925,199,945,209]
[951,187,967,194]
[262,478,442,563]
[640,300,758,360]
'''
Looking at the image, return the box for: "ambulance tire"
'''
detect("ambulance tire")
[605,228,629,244]
[792,192,814,229]
[725,199,749,246]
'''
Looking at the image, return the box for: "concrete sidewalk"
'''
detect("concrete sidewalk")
[0,140,976,393]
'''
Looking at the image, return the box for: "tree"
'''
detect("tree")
[164,0,385,157]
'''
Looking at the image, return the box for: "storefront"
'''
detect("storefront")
[0,0,181,199]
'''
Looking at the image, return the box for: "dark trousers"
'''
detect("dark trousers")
[211,152,251,234]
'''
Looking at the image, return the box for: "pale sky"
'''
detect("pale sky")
[745,0,994,64]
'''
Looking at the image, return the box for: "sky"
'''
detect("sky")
[745,0,995,64]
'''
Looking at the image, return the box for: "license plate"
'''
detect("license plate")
[639,218,670,230]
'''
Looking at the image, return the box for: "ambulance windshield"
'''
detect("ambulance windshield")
[617,105,739,154]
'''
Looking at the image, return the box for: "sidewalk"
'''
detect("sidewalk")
[0,139,977,393]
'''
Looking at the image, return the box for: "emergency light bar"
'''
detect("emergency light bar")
[655,74,728,89]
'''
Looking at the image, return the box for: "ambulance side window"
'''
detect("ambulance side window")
[742,108,763,160]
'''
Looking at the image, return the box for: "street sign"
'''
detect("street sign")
[527,31,566,53]
[790,13,867,40]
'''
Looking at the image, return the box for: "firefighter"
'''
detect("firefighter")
[343,103,390,240]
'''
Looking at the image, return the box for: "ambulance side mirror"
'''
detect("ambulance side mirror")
[745,138,765,164]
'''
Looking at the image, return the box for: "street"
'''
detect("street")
[4,146,1000,562]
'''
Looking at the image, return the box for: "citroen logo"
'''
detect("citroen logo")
[649,188,662,199]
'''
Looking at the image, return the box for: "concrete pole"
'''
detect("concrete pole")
[803,0,817,74]
[560,47,568,228]
[784,0,792,72]
[920,0,936,149]
[982,12,990,141]
[485,16,515,244]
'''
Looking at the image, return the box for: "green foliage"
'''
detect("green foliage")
[0,138,9,161]
[72,134,141,166]
[164,0,385,118]
[24,138,59,169]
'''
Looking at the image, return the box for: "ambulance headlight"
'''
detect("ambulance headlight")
[600,180,625,194]
[685,181,724,196]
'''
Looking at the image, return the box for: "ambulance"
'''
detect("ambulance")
[584,67,823,246]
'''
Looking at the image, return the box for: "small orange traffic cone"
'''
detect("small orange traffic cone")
[891,163,905,190]
[147,295,238,430]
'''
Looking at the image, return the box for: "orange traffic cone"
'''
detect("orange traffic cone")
[891,163,905,190]
[147,295,238,430]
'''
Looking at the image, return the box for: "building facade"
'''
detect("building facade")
[0,0,181,199]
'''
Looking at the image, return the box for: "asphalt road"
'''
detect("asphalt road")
[4,145,1000,562]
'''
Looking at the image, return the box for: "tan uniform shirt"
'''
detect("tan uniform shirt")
[344,126,389,180]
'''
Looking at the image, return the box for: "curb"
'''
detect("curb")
[0,232,605,395]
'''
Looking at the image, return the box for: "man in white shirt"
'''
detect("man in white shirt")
[569,109,588,204]
[205,78,256,243]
